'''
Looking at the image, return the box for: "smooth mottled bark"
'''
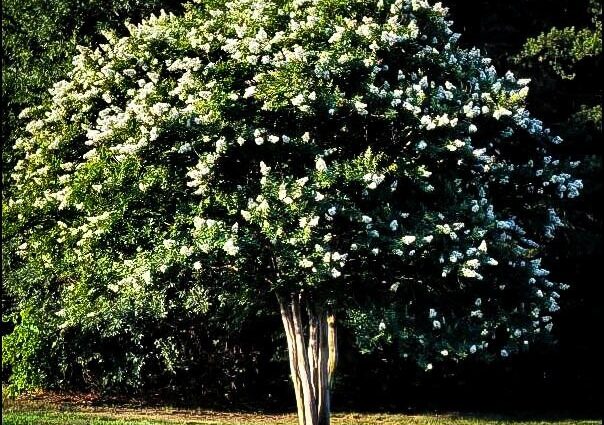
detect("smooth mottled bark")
[278,295,306,425]
[277,294,338,425]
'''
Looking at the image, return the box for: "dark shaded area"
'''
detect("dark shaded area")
[334,335,602,416]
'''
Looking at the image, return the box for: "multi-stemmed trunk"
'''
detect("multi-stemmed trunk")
[277,293,338,425]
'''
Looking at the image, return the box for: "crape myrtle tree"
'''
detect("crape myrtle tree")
[4,0,582,423]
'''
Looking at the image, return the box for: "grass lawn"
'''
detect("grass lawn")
[1,410,602,425]
[2,394,600,425]
[2,410,602,425]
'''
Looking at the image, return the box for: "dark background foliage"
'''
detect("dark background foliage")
[1,0,601,415]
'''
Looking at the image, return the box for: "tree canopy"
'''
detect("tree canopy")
[2,0,588,419]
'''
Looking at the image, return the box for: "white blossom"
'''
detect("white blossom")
[179,245,193,256]
[243,86,256,98]
[354,100,368,115]
[478,240,487,252]
[223,239,239,256]
[259,161,270,175]
[402,235,416,245]
[316,157,327,171]
[299,258,313,268]
[291,94,305,106]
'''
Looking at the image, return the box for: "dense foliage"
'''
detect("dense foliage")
[1,0,290,402]
[1,0,186,189]
[2,0,585,412]
[2,0,269,397]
